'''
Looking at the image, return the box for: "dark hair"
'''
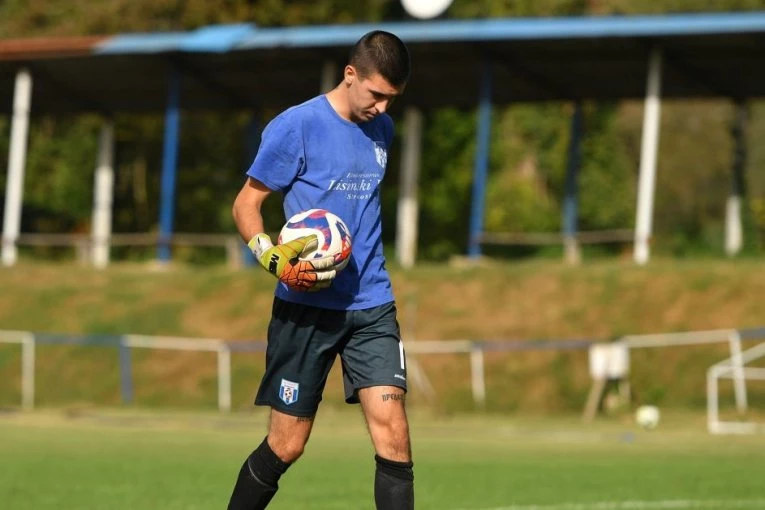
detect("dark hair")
[349,31,410,87]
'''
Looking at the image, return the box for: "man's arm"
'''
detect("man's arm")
[232,176,336,291]
[232,177,272,242]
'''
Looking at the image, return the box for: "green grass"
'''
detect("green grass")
[1,408,764,510]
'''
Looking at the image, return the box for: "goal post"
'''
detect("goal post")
[707,341,765,435]
[622,329,748,414]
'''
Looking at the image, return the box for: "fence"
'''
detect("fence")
[2,327,764,434]
[479,229,634,246]
[15,232,247,268]
[479,229,634,264]
[0,331,595,412]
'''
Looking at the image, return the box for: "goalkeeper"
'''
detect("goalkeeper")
[227,31,414,510]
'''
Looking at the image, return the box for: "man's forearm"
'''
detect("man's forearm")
[233,199,266,243]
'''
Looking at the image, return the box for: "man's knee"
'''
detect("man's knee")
[267,435,306,463]
[371,418,411,461]
[267,411,315,463]
[381,419,410,445]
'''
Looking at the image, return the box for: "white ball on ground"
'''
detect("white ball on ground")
[635,405,660,430]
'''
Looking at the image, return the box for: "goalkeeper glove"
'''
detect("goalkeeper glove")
[248,233,336,292]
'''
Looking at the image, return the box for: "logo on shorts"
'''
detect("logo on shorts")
[279,379,300,405]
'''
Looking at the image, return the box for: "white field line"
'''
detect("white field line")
[458,499,765,510]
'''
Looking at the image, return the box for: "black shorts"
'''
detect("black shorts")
[254,298,407,417]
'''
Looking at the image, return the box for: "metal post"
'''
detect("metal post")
[21,333,35,411]
[320,60,338,94]
[92,122,115,269]
[468,61,493,259]
[470,346,486,408]
[158,68,182,263]
[563,102,583,265]
[225,237,243,269]
[726,101,747,257]
[119,338,134,404]
[707,366,719,433]
[634,47,663,265]
[396,107,423,269]
[2,69,33,267]
[728,330,748,414]
[218,345,232,412]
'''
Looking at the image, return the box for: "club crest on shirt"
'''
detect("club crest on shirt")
[279,379,299,405]
[374,141,387,168]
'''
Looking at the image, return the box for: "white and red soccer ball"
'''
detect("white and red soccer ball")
[278,209,352,270]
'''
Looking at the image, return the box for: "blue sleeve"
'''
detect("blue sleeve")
[383,114,395,149]
[246,114,304,191]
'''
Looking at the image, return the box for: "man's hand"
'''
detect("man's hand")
[249,233,336,291]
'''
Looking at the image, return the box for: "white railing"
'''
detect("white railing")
[0,332,587,412]
[707,341,765,435]
[2,327,764,434]
[123,335,232,412]
[406,340,485,407]
[0,332,491,412]
[13,232,246,269]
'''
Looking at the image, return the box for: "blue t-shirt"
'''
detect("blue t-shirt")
[247,95,395,311]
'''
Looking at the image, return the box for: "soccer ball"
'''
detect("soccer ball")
[278,209,352,270]
[635,405,660,430]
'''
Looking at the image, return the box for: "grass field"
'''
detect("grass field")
[1,408,764,510]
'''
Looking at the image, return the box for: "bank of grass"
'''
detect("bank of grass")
[0,258,764,413]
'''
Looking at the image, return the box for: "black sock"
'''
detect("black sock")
[227,437,291,510]
[374,455,414,510]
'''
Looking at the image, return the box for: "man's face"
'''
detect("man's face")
[346,66,405,122]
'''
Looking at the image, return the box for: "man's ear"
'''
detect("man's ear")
[344,65,356,86]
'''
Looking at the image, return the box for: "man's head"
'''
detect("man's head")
[349,30,410,88]
[340,31,410,122]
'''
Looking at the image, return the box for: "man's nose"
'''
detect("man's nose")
[375,100,390,114]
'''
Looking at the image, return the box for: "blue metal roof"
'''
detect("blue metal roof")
[95,24,257,54]
[95,31,189,54]
[7,10,765,114]
[180,23,257,52]
[94,11,765,55]
[236,11,765,48]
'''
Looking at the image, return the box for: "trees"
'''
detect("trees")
[1,0,764,261]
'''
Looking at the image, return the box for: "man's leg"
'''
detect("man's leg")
[227,409,315,510]
[359,385,414,510]
[229,297,341,509]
